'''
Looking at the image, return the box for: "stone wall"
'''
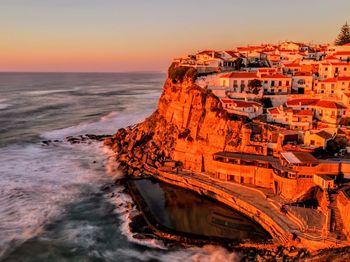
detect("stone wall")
[273,173,315,200]
[337,192,350,239]
[211,161,274,188]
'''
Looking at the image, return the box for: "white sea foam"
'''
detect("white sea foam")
[0,98,11,110]
[24,89,70,96]
[104,245,240,262]
[0,103,10,110]
[42,107,153,140]
[0,141,110,258]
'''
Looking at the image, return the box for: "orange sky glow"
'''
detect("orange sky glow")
[1,0,350,72]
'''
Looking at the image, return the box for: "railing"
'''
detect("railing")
[284,205,323,233]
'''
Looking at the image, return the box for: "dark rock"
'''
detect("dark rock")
[101,185,111,191]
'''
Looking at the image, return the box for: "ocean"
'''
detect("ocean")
[0,73,239,262]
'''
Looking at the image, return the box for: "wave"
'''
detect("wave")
[0,141,111,258]
[24,89,71,96]
[42,108,153,140]
[0,103,11,110]
[0,98,11,110]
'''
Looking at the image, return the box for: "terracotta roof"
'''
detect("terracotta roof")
[343,43,350,46]
[343,93,350,98]
[293,109,313,116]
[284,63,300,68]
[333,51,350,56]
[267,107,280,114]
[224,50,239,58]
[330,62,350,66]
[319,78,337,83]
[233,100,261,108]
[315,130,333,140]
[286,98,319,106]
[324,55,338,60]
[337,76,350,81]
[314,100,347,109]
[294,71,312,76]
[261,73,290,79]
[220,72,258,78]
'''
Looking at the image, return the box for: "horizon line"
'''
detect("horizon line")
[0,70,167,74]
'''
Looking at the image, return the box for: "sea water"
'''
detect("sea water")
[0,73,241,262]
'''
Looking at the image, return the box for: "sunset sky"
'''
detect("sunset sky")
[1,0,350,72]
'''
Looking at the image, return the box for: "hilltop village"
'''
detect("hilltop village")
[107,40,350,255]
[171,41,350,241]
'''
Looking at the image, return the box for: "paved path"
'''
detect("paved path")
[177,170,300,233]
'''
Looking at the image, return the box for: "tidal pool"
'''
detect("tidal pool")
[132,179,271,241]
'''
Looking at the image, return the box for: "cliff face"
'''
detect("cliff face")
[107,73,248,175]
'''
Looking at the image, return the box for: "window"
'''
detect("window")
[279,81,282,86]
[345,67,347,71]
[310,140,315,145]
[325,67,328,71]
[286,81,290,86]
[278,89,282,93]
[271,80,275,86]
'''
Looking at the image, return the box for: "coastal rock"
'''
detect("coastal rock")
[107,69,251,177]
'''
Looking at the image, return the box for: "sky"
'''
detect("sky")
[1,0,350,72]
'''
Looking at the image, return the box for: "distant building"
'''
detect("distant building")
[220,98,263,119]
[304,130,334,149]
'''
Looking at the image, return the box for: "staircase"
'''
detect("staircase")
[329,193,347,240]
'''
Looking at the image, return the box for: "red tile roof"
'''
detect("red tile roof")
[261,73,290,79]
[286,98,319,106]
[220,72,258,78]
[330,62,350,66]
[224,50,239,58]
[294,71,312,76]
[343,43,350,46]
[293,109,313,116]
[284,63,300,68]
[337,76,350,81]
[314,100,347,109]
[319,78,337,83]
[325,55,338,60]
[267,107,280,114]
[333,51,350,56]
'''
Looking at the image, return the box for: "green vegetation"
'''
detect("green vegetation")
[335,22,350,46]
[168,63,198,83]
[247,79,262,95]
[260,97,273,108]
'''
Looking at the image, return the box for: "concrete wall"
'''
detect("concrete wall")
[273,173,315,199]
[211,161,274,188]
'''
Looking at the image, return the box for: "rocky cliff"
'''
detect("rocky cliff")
[105,66,252,175]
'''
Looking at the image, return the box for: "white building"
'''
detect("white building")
[220,99,263,119]
[261,74,291,94]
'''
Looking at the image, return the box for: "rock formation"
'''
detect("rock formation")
[105,66,252,175]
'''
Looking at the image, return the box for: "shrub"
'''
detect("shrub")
[168,63,198,83]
